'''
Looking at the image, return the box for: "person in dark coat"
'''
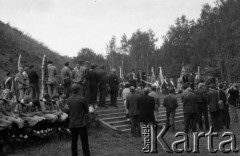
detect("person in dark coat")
[194,83,209,130]
[126,69,137,88]
[163,88,178,132]
[67,84,90,156]
[108,68,120,107]
[88,64,98,105]
[183,88,198,133]
[207,84,221,132]
[227,83,239,124]
[28,65,40,100]
[97,65,107,108]
[137,87,155,141]
[219,83,230,129]
[126,86,141,137]
[182,74,189,85]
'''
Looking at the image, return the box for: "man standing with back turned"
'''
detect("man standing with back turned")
[67,84,90,156]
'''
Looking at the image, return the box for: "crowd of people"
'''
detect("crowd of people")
[0,60,240,155]
[0,60,123,156]
[124,72,239,140]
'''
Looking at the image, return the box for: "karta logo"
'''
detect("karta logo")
[142,124,239,153]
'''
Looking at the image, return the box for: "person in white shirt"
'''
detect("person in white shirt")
[122,82,131,120]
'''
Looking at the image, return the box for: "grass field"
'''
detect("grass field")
[9,111,240,156]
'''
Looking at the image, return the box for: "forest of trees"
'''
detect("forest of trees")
[1,0,239,83]
[100,0,240,82]
[0,21,71,80]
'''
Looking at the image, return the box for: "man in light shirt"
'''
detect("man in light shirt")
[122,82,131,120]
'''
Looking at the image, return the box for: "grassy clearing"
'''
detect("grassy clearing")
[9,110,240,156]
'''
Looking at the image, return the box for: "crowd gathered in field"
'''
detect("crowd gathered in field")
[0,60,239,156]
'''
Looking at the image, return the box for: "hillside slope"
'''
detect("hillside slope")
[0,21,71,81]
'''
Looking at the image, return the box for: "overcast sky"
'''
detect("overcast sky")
[0,0,215,57]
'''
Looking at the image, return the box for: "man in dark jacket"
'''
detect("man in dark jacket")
[194,83,209,130]
[207,84,221,132]
[183,88,198,133]
[97,65,107,108]
[108,68,120,107]
[126,87,141,137]
[67,84,90,156]
[137,87,155,141]
[227,83,239,124]
[88,64,98,105]
[28,65,40,100]
[219,83,230,129]
[163,88,178,132]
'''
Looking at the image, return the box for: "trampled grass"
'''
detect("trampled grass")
[9,110,240,156]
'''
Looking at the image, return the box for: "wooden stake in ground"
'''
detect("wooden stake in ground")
[41,55,46,99]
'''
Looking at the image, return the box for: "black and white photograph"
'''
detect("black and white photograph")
[0,0,240,155]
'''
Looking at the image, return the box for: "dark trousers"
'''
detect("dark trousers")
[63,82,71,98]
[30,83,40,100]
[210,111,220,132]
[99,88,106,107]
[70,126,90,156]
[197,103,209,130]
[130,115,141,137]
[222,105,230,129]
[166,110,176,131]
[110,90,118,106]
[89,87,98,104]
[184,113,197,133]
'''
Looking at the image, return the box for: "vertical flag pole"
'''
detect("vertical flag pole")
[41,55,46,99]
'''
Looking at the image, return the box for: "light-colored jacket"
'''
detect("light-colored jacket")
[15,72,27,90]
[47,64,57,84]
[61,66,72,80]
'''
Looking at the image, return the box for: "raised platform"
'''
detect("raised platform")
[96,95,183,132]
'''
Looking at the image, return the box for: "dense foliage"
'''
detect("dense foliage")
[0,21,71,80]
[105,0,240,82]
[1,0,239,83]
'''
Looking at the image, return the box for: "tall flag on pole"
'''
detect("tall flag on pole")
[41,55,46,99]
[119,66,122,79]
[151,67,155,83]
[18,54,22,71]
[159,66,164,86]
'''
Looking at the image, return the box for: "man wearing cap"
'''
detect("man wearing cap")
[126,86,141,137]
[108,68,120,107]
[67,84,90,156]
[149,85,160,121]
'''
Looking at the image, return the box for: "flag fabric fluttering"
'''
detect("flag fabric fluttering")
[159,67,164,86]
[181,65,186,75]
[151,67,155,83]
